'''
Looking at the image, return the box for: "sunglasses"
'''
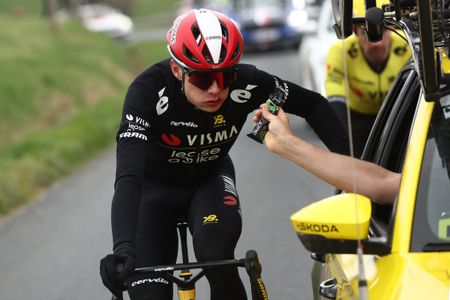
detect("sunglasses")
[183,67,238,91]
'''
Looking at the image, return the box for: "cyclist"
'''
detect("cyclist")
[99,8,349,300]
[254,103,400,204]
[325,0,411,157]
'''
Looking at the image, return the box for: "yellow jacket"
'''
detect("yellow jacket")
[325,32,411,114]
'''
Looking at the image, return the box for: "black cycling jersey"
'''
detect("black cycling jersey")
[112,58,349,252]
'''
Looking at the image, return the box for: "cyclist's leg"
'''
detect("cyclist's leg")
[126,179,191,300]
[188,156,247,300]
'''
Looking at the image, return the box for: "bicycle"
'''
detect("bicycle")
[111,218,269,300]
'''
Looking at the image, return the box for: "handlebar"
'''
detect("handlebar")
[111,250,268,300]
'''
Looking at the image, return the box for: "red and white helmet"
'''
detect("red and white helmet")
[167,8,244,70]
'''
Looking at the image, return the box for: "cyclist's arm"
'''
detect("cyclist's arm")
[282,80,350,155]
[112,81,155,255]
[243,65,350,154]
[256,105,400,204]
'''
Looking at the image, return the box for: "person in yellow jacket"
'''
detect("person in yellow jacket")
[325,0,411,157]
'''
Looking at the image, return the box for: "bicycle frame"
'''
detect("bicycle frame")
[112,220,269,300]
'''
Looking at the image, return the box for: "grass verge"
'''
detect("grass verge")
[0,15,168,216]
[0,98,122,213]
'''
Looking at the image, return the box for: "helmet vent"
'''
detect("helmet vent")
[191,24,202,45]
[183,46,200,64]
[220,22,229,42]
[231,43,240,61]
[202,46,214,63]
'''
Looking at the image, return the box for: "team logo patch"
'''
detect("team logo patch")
[162,133,181,146]
[202,214,219,225]
[223,195,237,206]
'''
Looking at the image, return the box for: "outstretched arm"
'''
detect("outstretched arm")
[254,104,400,204]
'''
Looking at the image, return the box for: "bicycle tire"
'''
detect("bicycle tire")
[417,0,439,100]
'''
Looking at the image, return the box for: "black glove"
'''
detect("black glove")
[100,253,136,297]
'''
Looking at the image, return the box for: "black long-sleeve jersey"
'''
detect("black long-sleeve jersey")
[111,58,349,252]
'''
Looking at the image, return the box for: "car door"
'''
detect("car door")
[312,62,422,300]
[361,61,421,231]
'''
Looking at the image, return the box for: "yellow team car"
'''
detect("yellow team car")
[290,59,450,299]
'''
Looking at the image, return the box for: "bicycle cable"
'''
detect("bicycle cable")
[340,12,368,300]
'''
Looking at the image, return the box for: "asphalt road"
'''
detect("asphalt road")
[0,49,336,299]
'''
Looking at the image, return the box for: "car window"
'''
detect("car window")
[363,63,421,231]
[411,99,450,252]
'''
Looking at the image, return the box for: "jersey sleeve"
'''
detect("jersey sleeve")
[242,63,350,154]
[111,78,156,254]
[324,41,347,100]
[282,80,350,155]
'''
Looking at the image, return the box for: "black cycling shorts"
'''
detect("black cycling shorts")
[125,156,247,300]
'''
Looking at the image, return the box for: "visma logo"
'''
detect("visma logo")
[202,214,219,225]
[125,114,150,128]
[161,126,238,147]
[230,84,257,103]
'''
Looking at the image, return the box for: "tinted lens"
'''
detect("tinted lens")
[186,69,237,90]
[188,72,214,90]
[216,70,238,89]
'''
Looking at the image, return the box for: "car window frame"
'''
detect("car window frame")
[361,61,422,237]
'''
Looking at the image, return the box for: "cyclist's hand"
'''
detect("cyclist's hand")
[100,253,136,297]
[258,104,294,153]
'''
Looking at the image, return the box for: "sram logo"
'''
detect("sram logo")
[230,84,257,103]
[297,222,339,233]
[119,132,148,141]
